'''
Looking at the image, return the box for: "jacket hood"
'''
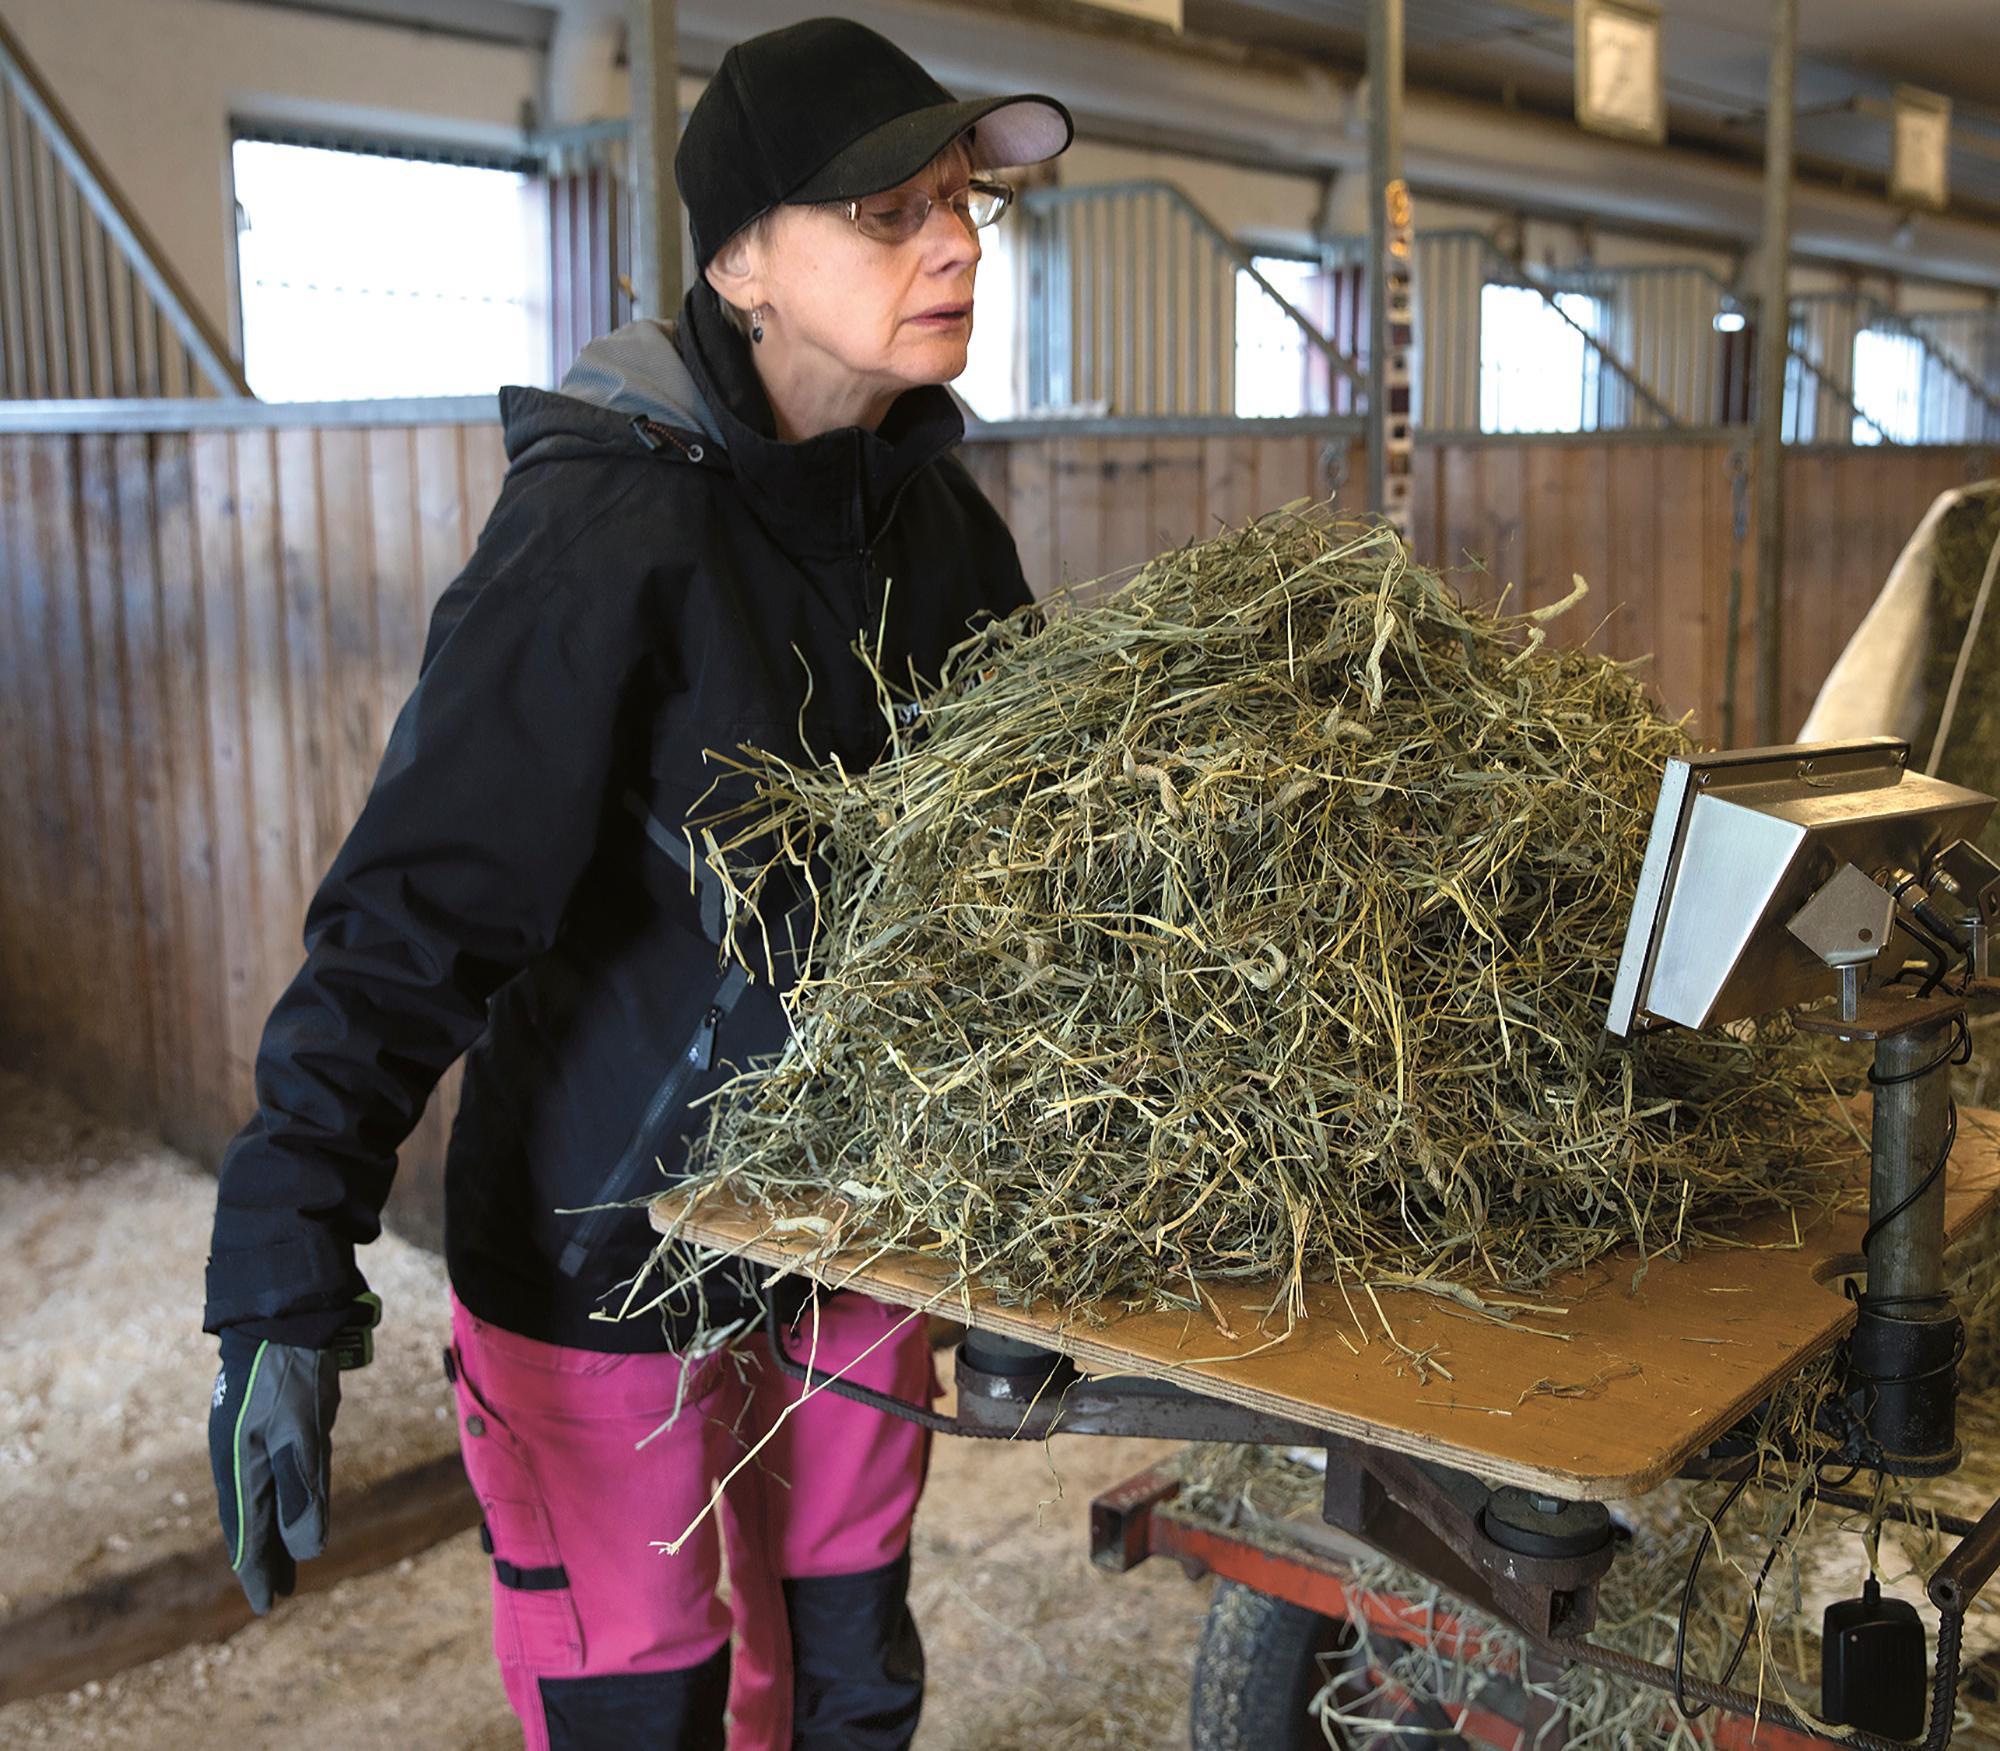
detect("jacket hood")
[497,283,966,560]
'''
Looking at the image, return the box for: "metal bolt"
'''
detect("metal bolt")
[1530,1494,1564,1515]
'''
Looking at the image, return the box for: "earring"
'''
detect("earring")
[750,306,766,344]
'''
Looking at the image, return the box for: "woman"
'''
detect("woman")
[202,19,1072,1749]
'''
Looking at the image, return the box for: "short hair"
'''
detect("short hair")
[713,132,981,337]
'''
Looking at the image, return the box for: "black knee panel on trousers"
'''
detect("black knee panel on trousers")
[539,1640,731,1749]
[785,1549,925,1750]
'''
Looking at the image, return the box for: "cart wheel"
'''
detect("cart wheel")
[1188,1580,1458,1751]
[1188,1580,1354,1750]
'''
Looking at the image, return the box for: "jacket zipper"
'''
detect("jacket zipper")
[859,471,921,626]
[556,964,750,1278]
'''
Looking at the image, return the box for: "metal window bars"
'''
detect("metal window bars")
[1018,180,1365,421]
[1366,226,1993,445]
[0,12,247,400]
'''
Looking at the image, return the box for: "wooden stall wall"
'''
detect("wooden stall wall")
[1403,438,1994,746]
[1,419,1991,1248]
[0,422,506,1247]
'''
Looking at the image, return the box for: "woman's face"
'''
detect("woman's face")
[714,148,983,404]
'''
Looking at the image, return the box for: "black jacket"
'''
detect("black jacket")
[203,283,1031,1351]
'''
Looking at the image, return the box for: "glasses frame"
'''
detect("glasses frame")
[833,177,1016,245]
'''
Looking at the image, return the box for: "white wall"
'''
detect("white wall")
[4,0,543,349]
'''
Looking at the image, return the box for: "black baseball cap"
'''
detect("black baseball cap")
[676,17,1074,267]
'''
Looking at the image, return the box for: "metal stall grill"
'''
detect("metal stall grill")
[1019,180,1362,420]
[0,13,246,399]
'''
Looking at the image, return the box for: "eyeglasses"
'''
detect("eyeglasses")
[834,178,1015,245]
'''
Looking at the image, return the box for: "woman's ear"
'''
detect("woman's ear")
[703,227,766,316]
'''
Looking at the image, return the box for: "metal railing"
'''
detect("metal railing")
[1020,180,1362,420]
[1374,226,1996,445]
[0,12,246,399]
[1856,302,2000,444]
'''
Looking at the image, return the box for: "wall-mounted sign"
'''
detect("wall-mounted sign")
[1575,0,1665,146]
[1890,86,1952,211]
[1071,0,1182,29]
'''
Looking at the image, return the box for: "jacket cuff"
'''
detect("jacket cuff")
[203,1230,365,1337]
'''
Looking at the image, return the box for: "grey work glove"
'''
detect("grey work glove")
[207,1328,342,1613]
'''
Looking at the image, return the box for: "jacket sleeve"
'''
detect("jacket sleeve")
[204,507,659,1343]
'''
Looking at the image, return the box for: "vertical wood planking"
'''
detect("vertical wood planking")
[112,432,174,1121]
[190,430,261,1121]
[1147,439,1204,555]
[1099,439,1153,585]
[231,428,304,1068]
[1006,440,1057,600]
[318,428,381,835]
[276,428,339,902]
[1560,446,1614,653]
[401,427,474,1203]
[1201,436,1258,539]
[37,436,115,1094]
[9,421,2000,1238]
[1651,444,1712,733]
[1606,445,1660,678]
[1052,437,1101,595]
[0,440,46,1042]
[367,429,424,742]
[153,431,232,1154]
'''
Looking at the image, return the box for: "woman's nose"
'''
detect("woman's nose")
[922,200,981,265]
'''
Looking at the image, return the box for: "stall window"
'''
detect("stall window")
[1235,255,1324,419]
[1478,283,1605,434]
[1851,325,1926,445]
[232,136,548,401]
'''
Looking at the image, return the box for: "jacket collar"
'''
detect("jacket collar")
[676,281,964,559]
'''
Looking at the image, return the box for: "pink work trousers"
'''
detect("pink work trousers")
[446,1290,934,1750]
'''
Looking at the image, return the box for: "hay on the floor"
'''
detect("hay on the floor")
[656,509,1849,1324]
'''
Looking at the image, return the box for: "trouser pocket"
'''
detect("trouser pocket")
[446,1343,586,1675]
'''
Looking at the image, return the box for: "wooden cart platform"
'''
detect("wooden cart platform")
[651,1108,2000,1502]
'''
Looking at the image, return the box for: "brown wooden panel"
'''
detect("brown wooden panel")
[33,435,113,1094]
[1200,435,1258,538]
[1003,440,1056,600]
[7,421,1996,1262]
[1561,445,1615,654]
[1516,442,1570,622]
[112,432,176,1121]
[1470,444,1524,614]
[1605,444,1660,675]
[189,431,260,1122]
[0,439,48,1046]
[151,432,231,1158]
[1784,454,1837,739]
[1146,439,1203,557]
[317,429,381,837]
[1651,444,1713,734]
[1098,438,1153,585]
[276,428,340,901]
[1052,437,1103,595]
[367,429,425,742]
[229,429,304,1069]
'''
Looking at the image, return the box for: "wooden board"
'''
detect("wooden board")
[654,1108,2000,1503]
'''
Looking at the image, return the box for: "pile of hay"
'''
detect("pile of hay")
[669,511,1850,1320]
[1916,485,2000,864]
[1911,485,2000,1112]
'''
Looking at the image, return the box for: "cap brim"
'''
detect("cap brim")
[785,93,1074,204]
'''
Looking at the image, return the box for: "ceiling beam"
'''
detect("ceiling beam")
[218,0,557,50]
